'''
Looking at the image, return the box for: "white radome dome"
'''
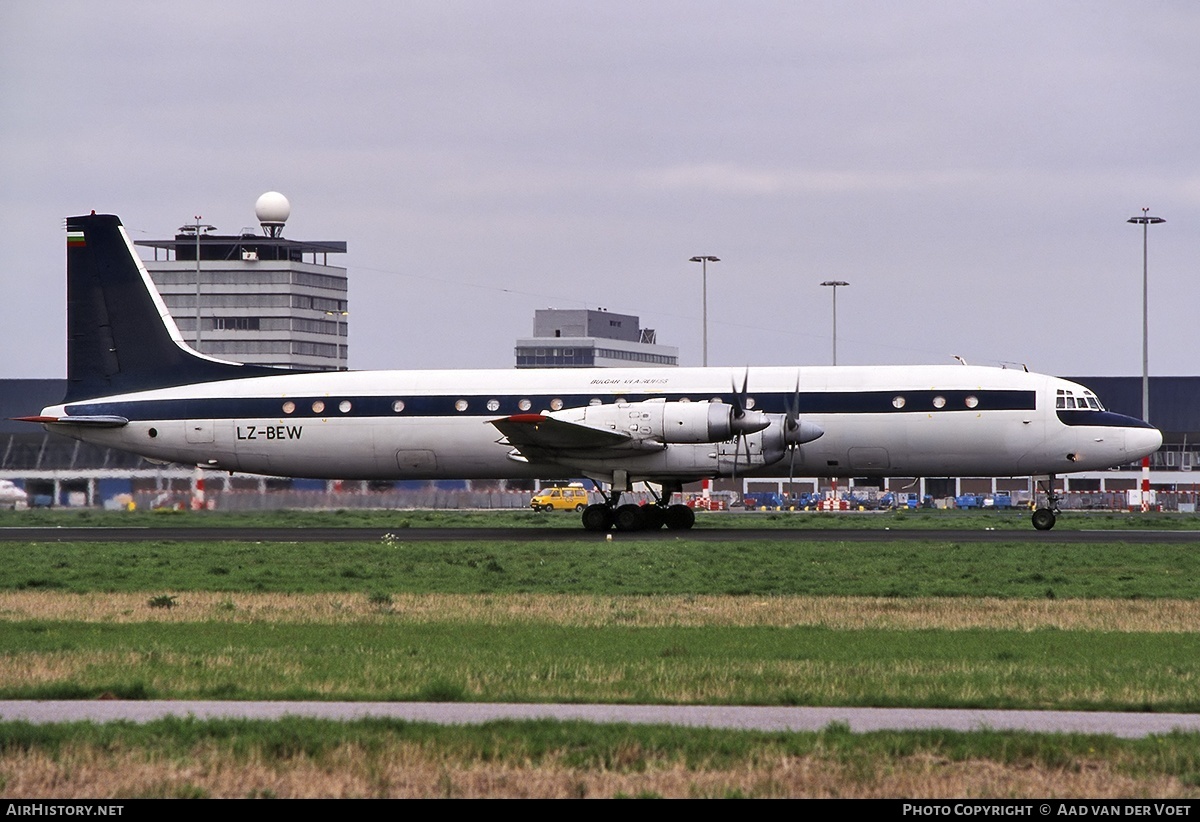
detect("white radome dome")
[255,191,291,226]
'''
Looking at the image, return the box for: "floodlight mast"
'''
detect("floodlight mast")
[178,217,216,348]
[1127,208,1164,423]
[820,280,849,366]
[689,255,720,366]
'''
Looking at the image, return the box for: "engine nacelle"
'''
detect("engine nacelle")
[523,409,826,481]
[549,399,769,444]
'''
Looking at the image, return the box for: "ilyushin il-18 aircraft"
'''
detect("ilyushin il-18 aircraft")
[21,213,1162,532]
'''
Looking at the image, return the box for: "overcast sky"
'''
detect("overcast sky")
[2,1,1197,380]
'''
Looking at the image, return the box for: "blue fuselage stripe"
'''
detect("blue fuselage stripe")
[66,389,1038,421]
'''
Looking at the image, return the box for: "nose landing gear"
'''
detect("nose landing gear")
[1032,475,1061,531]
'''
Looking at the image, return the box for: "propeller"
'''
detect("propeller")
[727,369,769,484]
[783,375,801,500]
[778,372,825,504]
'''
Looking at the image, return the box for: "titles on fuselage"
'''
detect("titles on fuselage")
[236,424,303,441]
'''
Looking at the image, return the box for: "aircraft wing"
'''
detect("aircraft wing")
[489,413,634,460]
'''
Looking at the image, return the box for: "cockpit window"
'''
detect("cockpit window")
[1057,387,1106,411]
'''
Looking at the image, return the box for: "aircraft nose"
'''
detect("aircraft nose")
[1126,425,1163,461]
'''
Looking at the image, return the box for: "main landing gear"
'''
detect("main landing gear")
[581,482,696,532]
[1032,474,1061,531]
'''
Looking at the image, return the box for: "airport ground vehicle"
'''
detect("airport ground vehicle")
[530,486,590,512]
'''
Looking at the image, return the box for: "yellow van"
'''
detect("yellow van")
[530,486,590,512]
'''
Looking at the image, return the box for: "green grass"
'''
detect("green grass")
[3,506,1199,530]
[5,509,1200,797]
[4,538,1200,597]
[5,536,1200,710]
[3,518,1200,795]
[3,621,1200,709]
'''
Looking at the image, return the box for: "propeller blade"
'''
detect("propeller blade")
[786,371,800,507]
[727,369,770,437]
[785,375,801,432]
[788,443,796,503]
[730,370,749,419]
[732,430,742,484]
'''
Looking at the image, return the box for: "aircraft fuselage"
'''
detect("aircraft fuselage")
[39,364,1161,484]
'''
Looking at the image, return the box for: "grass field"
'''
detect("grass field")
[4,536,1200,596]
[3,505,1200,530]
[5,718,1200,799]
[3,593,1200,710]
[3,514,1200,797]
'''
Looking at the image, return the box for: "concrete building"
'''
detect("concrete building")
[135,193,349,371]
[515,308,678,368]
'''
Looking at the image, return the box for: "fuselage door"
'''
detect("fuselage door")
[396,449,438,473]
[848,447,890,472]
[185,419,214,444]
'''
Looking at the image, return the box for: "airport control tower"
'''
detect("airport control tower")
[136,193,349,371]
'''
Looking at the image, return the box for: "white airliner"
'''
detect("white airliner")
[21,213,1162,532]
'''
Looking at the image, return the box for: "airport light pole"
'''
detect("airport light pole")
[178,217,216,349]
[1127,208,1165,423]
[689,256,720,367]
[820,280,849,365]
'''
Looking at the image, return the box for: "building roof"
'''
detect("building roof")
[1069,376,1200,436]
[136,234,346,262]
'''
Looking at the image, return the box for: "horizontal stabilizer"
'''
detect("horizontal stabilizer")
[14,414,129,428]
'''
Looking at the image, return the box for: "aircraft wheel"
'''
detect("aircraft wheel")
[1032,508,1056,531]
[643,505,667,530]
[614,503,648,532]
[663,504,696,530]
[581,504,613,532]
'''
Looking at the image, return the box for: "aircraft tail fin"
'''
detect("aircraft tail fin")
[63,213,284,403]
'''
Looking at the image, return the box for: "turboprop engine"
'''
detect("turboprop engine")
[548,398,771,444]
